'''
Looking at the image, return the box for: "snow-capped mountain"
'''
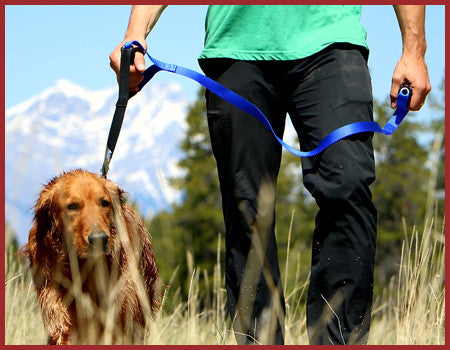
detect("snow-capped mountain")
[6,79,190,244]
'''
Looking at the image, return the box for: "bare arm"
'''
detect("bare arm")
[109,5,168,92]
[391,5,431,111]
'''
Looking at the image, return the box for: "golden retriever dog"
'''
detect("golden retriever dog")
[23,169,162,345]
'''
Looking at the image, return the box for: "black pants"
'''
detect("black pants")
[199,44,377,345]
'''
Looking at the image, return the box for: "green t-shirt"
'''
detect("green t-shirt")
[199,5,368,60]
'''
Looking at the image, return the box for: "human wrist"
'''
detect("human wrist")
[125,5,166,42]
[402,35,427,58]
[122,35,147,49]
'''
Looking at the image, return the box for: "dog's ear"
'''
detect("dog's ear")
[32,180,63,252]
[103,179,127,206]
[141,234,163,312]
[23,179,63,283]
[22,225,38,264]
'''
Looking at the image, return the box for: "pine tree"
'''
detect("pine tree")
[150,88,224,301]
[171,88,224,283]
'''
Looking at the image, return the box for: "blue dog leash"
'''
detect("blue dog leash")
[100,41,411,177]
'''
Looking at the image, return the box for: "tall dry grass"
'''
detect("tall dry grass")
[369,218,445,344]
[5,244,47,344]
[5,210,444,344]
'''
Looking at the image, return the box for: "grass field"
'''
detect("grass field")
[5,213,444,345]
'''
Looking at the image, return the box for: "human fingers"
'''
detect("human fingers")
[390,56,431,111]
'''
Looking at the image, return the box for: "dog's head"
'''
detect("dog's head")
[27,169,125,260]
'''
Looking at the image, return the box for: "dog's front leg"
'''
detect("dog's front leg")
[37,286,72,345]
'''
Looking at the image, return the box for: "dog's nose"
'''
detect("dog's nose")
[88,231,109,252]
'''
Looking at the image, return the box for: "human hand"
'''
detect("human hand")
[109,39,147,93]
[390,53,431,111]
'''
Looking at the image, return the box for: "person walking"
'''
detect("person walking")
[110,5,430,345]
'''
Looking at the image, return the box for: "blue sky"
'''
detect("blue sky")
[5,5,445,120]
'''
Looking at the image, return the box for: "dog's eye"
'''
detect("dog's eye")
[67,203,80,211]
[101,199,110,208]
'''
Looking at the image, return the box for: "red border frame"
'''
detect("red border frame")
[1,2,447,349]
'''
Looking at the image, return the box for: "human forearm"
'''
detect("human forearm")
[124,5,167,41]
[393,5,427,57]
[390,5,431,111]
